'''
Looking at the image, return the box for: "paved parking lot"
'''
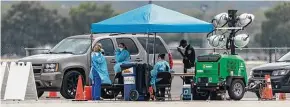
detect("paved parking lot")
[2,99,290,107]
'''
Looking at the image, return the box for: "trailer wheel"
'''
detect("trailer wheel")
[228,79,245,100]
[129,90,139,101]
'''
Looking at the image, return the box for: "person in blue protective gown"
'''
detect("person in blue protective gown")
[114,43,130,73]
[150,54,170,100]
[113,43,130,98]
[89,43,112,100]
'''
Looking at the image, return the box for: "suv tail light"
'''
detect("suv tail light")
[168,53,173,69]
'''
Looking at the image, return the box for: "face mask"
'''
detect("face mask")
[119,48,123,51]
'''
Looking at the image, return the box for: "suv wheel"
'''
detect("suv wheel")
[60,70,84,99]
[37,90,44,98]
[228,79,245,100]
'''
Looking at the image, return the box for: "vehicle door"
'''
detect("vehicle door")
[95,38,116,80]
[115,37,143,63]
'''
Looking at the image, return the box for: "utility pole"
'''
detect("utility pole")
[200,4,208,50]
[227,10,237,55]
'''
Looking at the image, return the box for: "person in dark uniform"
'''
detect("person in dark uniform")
[177,40,195,84]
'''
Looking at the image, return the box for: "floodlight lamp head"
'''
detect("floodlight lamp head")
[207,34,227,48]
[234,33,250,48]
[213,12,229,27]
[237,13,255,27]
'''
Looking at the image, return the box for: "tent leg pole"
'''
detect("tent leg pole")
[146,33,150,90]
[89,33,93,86]
[146,34,150,65]
[153,33,156,65]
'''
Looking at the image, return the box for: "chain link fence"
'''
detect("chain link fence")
[23,47,290,63]
[169,47,290,63]
[24,48,50,57]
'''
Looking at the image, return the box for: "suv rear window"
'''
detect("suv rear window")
[137,37,167,54]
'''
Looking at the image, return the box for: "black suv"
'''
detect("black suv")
[248,52,290,98]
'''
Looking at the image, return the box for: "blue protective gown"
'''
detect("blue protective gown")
[89,52,112,84]
[113,49,130,73]
[150,60,170,91]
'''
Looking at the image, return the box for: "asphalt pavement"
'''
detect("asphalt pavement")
[2,99,290,107]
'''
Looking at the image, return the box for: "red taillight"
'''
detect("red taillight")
[168,53,173,69]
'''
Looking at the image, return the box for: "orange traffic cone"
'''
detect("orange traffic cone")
[279,93,286,100]
[84,86,92,100]
[46,91,60,98]
[261,75,274,100]
[72,75,87,101]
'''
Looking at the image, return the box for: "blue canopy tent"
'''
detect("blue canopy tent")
[90,3,214,66]
[91,4,213,33]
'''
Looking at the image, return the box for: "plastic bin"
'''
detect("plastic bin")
[121,63,137,101]
[121,63,150,101]
[181,84,192,100]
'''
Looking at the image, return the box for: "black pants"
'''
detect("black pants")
[115,72,124,97]
[183,64,193,84]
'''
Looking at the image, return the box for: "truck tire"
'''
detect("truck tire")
[37,90,44,98]
[192,87,210,100]
[60,70,83,99]
[228,79,245,100]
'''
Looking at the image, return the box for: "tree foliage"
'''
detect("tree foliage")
[69,2,116,35]
[1,1,70,56]
[1,1,116,56]
[255,2,290,47]
[2,1,290,57]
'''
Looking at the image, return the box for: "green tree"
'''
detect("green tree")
[255,2,290,47]
[69,2,116,35]
[1,1,70,56]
